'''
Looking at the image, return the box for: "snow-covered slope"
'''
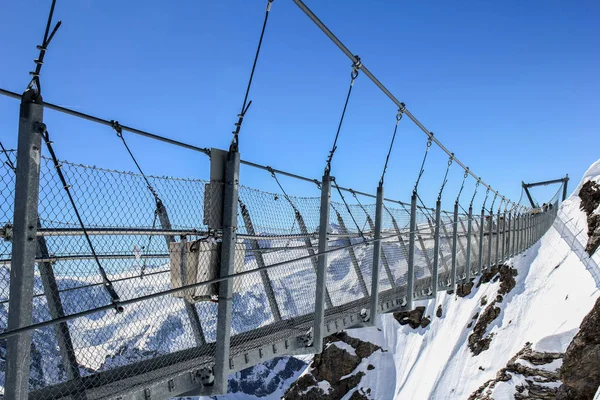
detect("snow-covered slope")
[280,159,600,400]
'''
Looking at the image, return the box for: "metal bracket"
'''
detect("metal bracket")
[1,224,13,241]
[359,308,370,323]
[297,328,314,348]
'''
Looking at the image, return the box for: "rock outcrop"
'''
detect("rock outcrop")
[283,332,381,399]
[578,180,600,255]
[393,306,431,329]
[469,342,563,399]
[557,296,600,399]
[468,265,518,355]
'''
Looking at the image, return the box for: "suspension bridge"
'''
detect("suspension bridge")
[0,1,566,399]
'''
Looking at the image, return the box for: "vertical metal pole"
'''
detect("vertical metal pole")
[432,200,441,293]
[370,184,384,322]
[450,202,459,290]
[495,210,501,267]
[214,150,240,393]
[465,205,473,282]
[360,205,396,288]
[511,212,517,257]
[487,210,493,270]
[562,176,569,202]
[313,173,331,352]
[407,193,417,310]
[478,209,485,275]
[502,212,508,262]
[516,213,521,253]
[6,90,44,399]
[240,201,282,321]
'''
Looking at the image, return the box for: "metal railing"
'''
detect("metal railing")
[0,132,558,399]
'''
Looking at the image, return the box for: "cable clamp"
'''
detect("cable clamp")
[266,0,274,12]
[110,120,123,137]
[351,55,361,79]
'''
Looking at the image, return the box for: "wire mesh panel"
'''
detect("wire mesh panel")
[0,142,557,399]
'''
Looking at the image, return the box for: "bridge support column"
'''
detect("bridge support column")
[406,193,417,310]
[450,202,459,291]
[495,210,501,267]
[478,209,485,275]
[502,211,508,262]
[214,149,241,393]
[432,200,442,294]
[487,210,493,270]
[6,90,44,399]
[465,205,473,282]
[369,184,384,324]
[313,173,332,352]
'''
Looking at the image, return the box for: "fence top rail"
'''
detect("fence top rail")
[0,87,211,156]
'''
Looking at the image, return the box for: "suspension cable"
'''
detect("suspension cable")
[469,180,480,208]
[41,128,122,312]
[413,135,433,194]
[112,121,167,278]
[0,141,16,172]
[455,168,469,204]
[350,189,374,232]
[325,57,362,175]
[26,0,61,96]
[230,0,275,152]
[481,187,491,211]
[437,154,453,200]
[489,193,498,213]
[111,121,161,204]
[332,180,366,240]
[380,105,405,186]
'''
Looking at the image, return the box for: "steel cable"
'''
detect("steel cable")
[231,0,275,151]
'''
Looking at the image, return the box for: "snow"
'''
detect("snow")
[515,357,562,372]
[328,340,357,357]
[361,159,600,399]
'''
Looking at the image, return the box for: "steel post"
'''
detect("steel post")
[450,202,459,290]
[465,205,473,282]
[562,176,569,202]
[478,209,485,275]
[432,200,442,292]
[407,193,417,310]
[5,90,44,399]
[370,184,384,323]
[314,173,332,352]
[495,210,501,266]
[502,212,508,262]
[511,212,516,257]
[487,210,493,270]
[214,149,241,393]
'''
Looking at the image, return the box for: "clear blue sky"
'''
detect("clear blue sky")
[1,0,598,211]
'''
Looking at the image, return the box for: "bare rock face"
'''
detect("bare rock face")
[469,342,563,399]
[579,180,600,255]
[283,332,381,400]
[393,306,427,329]
[557,296,600,399]
[457,281,474,297]
[468,265,518,355]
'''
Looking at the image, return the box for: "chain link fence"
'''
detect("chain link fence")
[0,147,557,399]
